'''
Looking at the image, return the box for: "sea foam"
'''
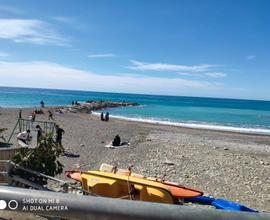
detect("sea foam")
[92,112,270,135]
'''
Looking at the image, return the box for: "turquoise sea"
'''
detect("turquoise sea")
[1,86,270,135]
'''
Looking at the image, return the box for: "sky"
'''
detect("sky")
[0,0,270,100]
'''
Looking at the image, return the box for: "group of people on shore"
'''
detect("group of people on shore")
[16,101,64,146]
[19,108,55,123]
[100,111,125,147]
[19,110,54,126]
[17,124,65,146]
[101,112,110,121]
[71,100,80,106]
[35,124,65,145]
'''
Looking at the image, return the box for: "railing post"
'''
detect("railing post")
[7,119,19,144]
[18,118,21,133]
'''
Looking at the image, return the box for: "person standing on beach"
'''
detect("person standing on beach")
[105,112,109,121]
[18,109,22,119]
[40,100,44,108]
[29,112,36,129]
[32,112,36,122]
[18,109,22,131]
[101,112,104,121]
[55,125,65,145]
[48,110,54,120]
[36,125,42,144]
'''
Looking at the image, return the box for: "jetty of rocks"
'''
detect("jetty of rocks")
[63,100,139,113]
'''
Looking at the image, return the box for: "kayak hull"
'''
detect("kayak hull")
[66,170,203,204]
[212,199,258,212]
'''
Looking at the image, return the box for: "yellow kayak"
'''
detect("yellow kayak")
[65,169,203,204]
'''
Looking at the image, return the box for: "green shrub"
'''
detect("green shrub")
[11,134,64,185]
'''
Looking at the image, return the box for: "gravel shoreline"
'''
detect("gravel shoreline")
[0,107,269,219]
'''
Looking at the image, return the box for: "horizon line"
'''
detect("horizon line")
[0,85,269,102]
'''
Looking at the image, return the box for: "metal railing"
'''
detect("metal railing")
[0,186,269,220]
[0,161,269,220]
[1,160,92,195]
[6,118,56,144]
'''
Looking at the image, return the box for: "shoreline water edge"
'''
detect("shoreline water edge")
[1,103,270,136]
[1,87,270,136]
[92,111,270,136]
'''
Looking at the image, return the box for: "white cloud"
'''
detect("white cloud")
[247,55,256,60]
[0,61,217,95]
[205,72,227,78]
[88,53,116,58]
[0,51,10,57]
[51,16,86,31]
[213,82,224,86]
[177,72,196,76]
[51,16,75,24]
[128,60,213,72]
[0,19,69,46]
[0,5,23,14]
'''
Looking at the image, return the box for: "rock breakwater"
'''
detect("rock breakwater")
[63,100,139,113]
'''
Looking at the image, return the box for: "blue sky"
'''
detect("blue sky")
[0,0,270,100]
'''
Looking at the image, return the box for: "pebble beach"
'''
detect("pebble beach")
[0,107,270,219]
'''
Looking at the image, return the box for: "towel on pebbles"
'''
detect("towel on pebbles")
[105,142,130,149]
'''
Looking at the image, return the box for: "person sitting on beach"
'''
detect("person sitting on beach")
[34,108,44,114]
[105,112,109,121]
[48,110,54,120]
[55,125,65,145]
[36,125,43,144]
[55,108,64,114]
[101,112,104,121]
[72,101,74,106]
[29,112,36,128]
[17,130,32,145]
[112,134,121,146]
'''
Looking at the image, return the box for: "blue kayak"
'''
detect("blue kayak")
[211,199,258,212]
[184,196,214,205]
[185,196,258,213]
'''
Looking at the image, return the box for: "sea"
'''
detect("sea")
[1,86,270,135]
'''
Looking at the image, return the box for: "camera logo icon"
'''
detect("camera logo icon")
[0,200,7,210]
[0,200,18,210]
